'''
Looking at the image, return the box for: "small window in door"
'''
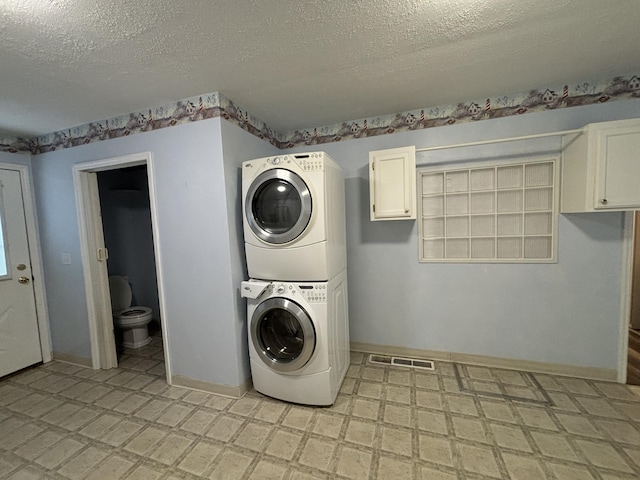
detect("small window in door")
[0,185,9,278]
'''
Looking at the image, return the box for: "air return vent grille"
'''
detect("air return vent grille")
[368,354,434,370]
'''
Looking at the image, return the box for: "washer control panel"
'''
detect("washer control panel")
[268,282,327,303]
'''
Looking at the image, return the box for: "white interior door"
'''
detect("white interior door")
[0,168,42,377]
[87,172,117,368]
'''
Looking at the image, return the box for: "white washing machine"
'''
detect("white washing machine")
[241,269,349,406]
[242,151,346,281]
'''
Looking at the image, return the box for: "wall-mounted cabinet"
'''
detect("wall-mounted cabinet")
[369,146,416,221]
[561,118,640,213]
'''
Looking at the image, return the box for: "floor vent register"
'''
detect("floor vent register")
[368,354,435,370]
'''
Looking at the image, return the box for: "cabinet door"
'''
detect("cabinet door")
[594,126,640,209]
[369,146,416,220]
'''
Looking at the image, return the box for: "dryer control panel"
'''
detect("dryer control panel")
[271,153,326,171]
[242,152,328,177]
[294,152,325,172]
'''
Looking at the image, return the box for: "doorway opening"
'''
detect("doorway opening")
[96,166,164,375]
[73,152,170,383]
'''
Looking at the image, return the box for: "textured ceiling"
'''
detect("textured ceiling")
[1,0,640,139]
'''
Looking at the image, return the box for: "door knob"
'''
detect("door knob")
[18,276,30,284]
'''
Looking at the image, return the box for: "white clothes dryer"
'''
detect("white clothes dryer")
[242,151,346,281]
[241,269,349,406]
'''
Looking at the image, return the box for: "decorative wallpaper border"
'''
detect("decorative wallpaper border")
[0,92,280,155]
[280,75,640,148]
[1,74,639,155]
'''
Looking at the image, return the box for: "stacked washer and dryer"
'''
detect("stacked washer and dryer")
[240,152,349,406]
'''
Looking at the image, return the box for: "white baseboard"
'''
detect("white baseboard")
[52,351,94,368]
[351,342,617,382]
[171,374,252,399]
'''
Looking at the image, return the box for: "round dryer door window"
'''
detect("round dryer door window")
[246,169,312,244]
[250,298,316,373]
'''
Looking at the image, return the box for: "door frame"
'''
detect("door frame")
[629,212,640,332]
[73,152,171,382]
[0,162,52,363]
[617,211,634,382]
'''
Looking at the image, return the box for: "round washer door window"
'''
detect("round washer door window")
[245,169,312,244]
[250,297,316,372]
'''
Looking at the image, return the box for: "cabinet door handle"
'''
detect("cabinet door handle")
[601,199,608,205]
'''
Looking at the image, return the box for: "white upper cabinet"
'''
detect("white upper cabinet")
[369,146,416,221]
[561,118,640,213]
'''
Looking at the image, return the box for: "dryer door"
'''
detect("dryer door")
[245,169,312,244]
[250,297,316,373]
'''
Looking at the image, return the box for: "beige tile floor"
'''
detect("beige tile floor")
[2,334,640,479]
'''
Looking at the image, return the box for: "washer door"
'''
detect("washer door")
[250,297,316,373]
[245,169,312,244]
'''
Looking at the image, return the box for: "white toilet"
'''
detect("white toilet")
[109,275,153,349]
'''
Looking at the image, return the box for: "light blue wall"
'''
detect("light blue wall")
[220,121,279,383]
[31,147,90,358]
[284,100,640,371]
[0,151,31,166]
[25,97,640,383]
[31,118,274,387]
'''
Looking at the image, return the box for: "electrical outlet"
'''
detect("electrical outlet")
[61,252,71,265]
